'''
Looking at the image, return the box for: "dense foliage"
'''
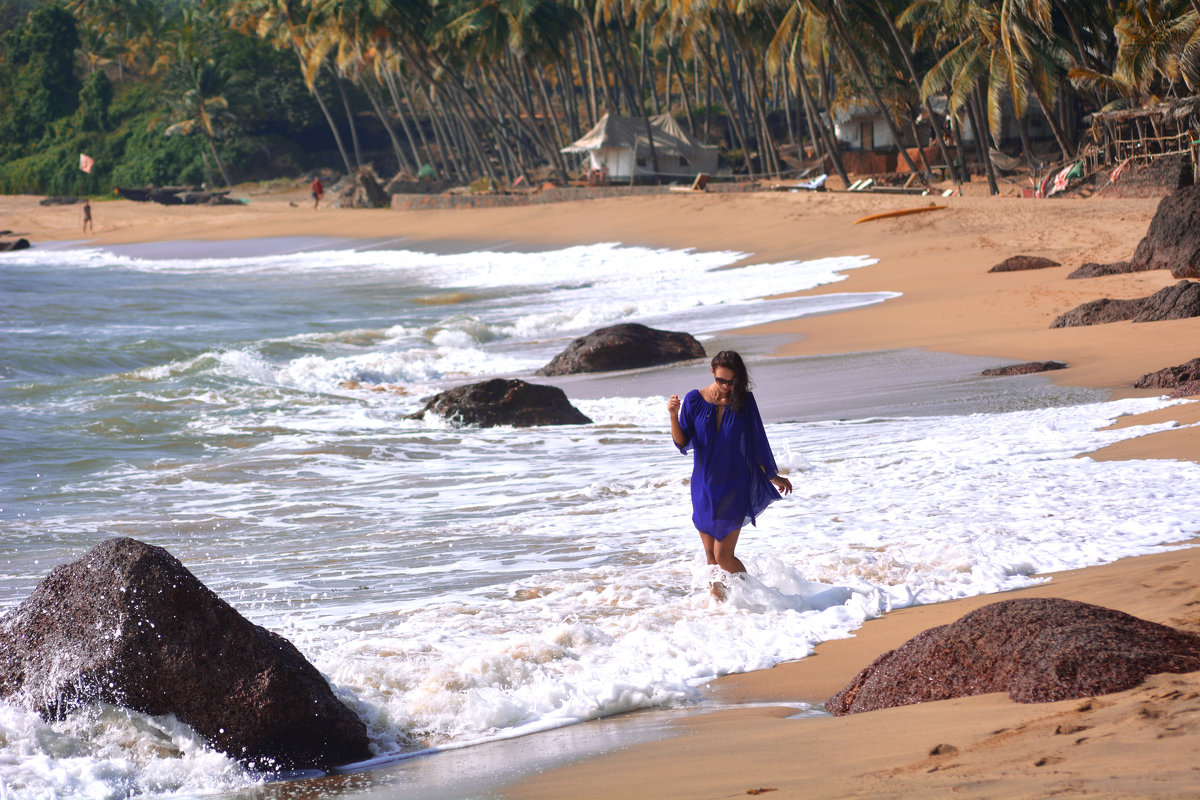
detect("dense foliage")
[1,0,1199,195]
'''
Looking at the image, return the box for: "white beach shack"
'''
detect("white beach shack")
[562,113,719,182]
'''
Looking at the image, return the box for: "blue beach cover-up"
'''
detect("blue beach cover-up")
[675,389,782,540]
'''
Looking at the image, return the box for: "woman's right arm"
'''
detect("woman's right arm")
[668,394,689,448]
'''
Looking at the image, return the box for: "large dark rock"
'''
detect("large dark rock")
[988,255,1061,273]
[1131,280,1200,321]
[981,361,1067,377]
[0,538,370,770]
[1049,296,1146,328]
[1128,184,1200,278]
[826,598,1200,716]
[537,323,705,376]
[0,238,30,252]
[1134,357,1200,389]
[411,378,592,427]
[1050,280,1200,327]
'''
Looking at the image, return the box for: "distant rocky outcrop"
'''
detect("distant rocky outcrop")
[988,255,1061,273]
[0,238,30,252]
[411,378,592,427]
[537,323,705,376]
[981,361,1067,377]
[1050,280,1200,328]
[332,166,390,209]
[1127,184,1200,278]
[0,538,371,770]
[827,598,1200,716]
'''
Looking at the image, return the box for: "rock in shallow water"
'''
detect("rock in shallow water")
[0,537,371,770]
[536,323,705,376]
[826,598,1200,716]
[410,378,592,427]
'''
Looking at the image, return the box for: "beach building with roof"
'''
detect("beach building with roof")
[561,113,719,182]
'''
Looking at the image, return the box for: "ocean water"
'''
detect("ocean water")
[2,238,1200,800]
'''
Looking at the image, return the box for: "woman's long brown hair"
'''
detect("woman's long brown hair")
[711,350,750,411]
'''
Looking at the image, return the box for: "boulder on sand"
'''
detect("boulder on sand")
[826,598,1200,716]
[410,378,592,427]
[0,537,371,770]
[1134,357,1200,389]
[987,255,1060,273]
[1128,184,1200,278]
[1050,280,1200,327]
[536,323,706,376]
[0,238,30,251]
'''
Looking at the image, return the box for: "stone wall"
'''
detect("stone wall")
[390,181,759,211]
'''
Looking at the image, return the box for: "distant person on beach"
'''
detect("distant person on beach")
[668,350,792,598]
[311,176,324,210]
[81,199,92,233]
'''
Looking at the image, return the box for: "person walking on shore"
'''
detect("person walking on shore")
[311,176,324,210]
[81,199,93,233]
[668,350,792,598]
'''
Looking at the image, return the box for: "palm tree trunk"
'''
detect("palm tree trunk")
[822,3,921,176]
[205,133,232,188]
[332,70,363,170]
[295,49,353,174]
[396,75,437,173]
[699,33,753,175]
[361,75,415,174]
[586,18,618,115]
[668,42,696,137]
[385,70,430,173]
[796,53,849,185]
[871,0,961,186]
[969,88,999,194]
[1032,85,1075,160]
[572,30,598,125]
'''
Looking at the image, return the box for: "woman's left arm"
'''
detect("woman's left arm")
[748,393,792,495]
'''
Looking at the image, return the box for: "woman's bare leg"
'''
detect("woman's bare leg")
[714,529,746,574]
[699,530,745,599]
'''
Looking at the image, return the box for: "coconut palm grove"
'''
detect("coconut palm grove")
[0,0,1197,195]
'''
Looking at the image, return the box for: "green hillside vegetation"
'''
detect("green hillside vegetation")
[1,0,1198,196]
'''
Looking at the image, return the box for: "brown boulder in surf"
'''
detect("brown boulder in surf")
[826,598,1200,716]
[0,537,371,770]
[411,378,592,427]
[537,323,706,376]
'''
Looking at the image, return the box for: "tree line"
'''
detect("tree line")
[1,0,1198,195]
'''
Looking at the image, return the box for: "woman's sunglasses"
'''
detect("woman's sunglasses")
[714,377,734,387]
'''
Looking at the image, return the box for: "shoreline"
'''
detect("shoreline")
[7,187,1200,797]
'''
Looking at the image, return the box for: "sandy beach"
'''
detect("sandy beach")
[6,183,1200,798]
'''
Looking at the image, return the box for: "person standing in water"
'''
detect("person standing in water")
[668,350,792,597]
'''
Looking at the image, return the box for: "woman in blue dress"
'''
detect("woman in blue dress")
[668,351,792,595]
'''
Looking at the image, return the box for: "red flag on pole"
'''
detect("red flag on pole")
[79,153,94,173]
